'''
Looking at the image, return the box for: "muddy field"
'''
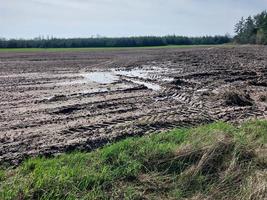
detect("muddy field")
[0,46,266,164]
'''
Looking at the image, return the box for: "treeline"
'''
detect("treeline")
[0,35,231,48]
[235,11,267,44]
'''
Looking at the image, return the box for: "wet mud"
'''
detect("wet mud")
[0,46,266,164]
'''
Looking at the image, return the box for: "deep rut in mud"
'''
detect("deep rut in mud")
[0,46,266,164]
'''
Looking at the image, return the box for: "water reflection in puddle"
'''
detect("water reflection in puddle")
[83,72,119,84]
[58,71,118,85]
[113,67,165,79]
[114,68,161,90]
[59,67,172,91]
[114,69,150,79]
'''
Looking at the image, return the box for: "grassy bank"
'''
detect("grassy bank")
[0,120,266,200]
[0,44,233,53]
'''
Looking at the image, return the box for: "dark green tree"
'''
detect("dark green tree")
[235,11,267,44]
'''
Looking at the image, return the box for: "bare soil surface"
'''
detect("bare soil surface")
[0,46,266,164]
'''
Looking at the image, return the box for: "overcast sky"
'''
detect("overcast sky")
[1,0,266,39]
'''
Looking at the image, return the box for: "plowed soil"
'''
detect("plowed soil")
[0,46,266,164]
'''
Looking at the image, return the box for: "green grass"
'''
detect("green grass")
[0,120,266,200]
[0,44,233,53]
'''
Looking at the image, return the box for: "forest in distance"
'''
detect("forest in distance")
[0,10,267,48]
[0,35,230,48]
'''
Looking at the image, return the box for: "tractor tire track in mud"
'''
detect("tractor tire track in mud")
[0,46,266,164]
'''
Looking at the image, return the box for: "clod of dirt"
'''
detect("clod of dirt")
[259,95,267,102]
[249,79,267,87]
[36,94,68,103]
[223,90,253,107]
[47,95,67,102]
[53,106,80,114]
[171,78,187,85]
[171,78,194,87]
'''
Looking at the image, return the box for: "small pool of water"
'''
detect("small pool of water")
[83,72,119,84]
[114,69,149,79]
[113,66,166,79]
[59,67,165,91]
[83,69,162,91]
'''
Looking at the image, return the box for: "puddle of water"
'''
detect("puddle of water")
[83,69,162,91]
[59,67,164,91]
[113,66,167,79]
[114,69,150,79]
[83,72,119,84]
[58,71,119,85]
[113,67,163,91]
[114,67,174,83]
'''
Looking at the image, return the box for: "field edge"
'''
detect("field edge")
[0,119,266,200]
